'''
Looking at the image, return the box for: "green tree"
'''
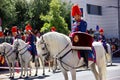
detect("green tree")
[60,1,72,30]
[28,0,51,30]
[0,0,16,28]
[40,0,70,35]
[15,0,29,29]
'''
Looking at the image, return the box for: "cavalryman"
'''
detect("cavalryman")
[11,26,21,60]
[71,4,94,66]
[25,24,37,62]
[99,28,108,53]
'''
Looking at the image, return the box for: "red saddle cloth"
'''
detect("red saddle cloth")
[72,32,93,48]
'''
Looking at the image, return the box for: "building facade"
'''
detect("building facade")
[64,0,119,38]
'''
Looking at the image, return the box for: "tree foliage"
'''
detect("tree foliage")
[0,0,72,34]
[40,0,70,35]
[0,0,16,28]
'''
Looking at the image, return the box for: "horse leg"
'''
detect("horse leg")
[25,62,29,78]
[35,57,39,76]
[8,63,12,78]
[12,62,15,78]
[40,56,45,75]
[90,63,99,80]
[70,69,76,80]
[61,69,68,80]
[28,62,32,76]
[20,62,24,78]
[52,58,57,73]
[48,61,51,72]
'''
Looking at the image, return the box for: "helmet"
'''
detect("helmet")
[11,26,17,33]
[99,28,104,33]
[51,26,56,32]
[71,4,82,17]
[25,24,32,32]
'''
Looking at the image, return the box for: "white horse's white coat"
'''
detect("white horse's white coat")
[0,42,16,78]
[36,32,107,80]
[13,39,39,77]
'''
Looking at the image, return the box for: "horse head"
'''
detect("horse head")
[36,36,50,61]
[0,43,13,57]
[13,39,20,53]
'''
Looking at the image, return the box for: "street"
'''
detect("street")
[0,58,120,80]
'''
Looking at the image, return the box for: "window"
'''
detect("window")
[87,4,102,15]
[80,8,83,17]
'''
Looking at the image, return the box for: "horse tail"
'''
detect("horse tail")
[93,42,107,80]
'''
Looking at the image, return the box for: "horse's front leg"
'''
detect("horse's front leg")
[35,57,39,76]
[8,64,12,78]
[12,62,15,78]
[90,63,99,80]
[24,62,29,78]
[61,69,68,80]
[70,69,76,80]
[19,61,24,78]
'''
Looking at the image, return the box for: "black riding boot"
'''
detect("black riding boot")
[32,55,35,62]
[80,50,88,67]
[16,52,19,60]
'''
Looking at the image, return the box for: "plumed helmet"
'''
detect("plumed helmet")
[71,4,82,17]
[51,26,56,32]
[25,24,32,31]
[11,26,17,33]
[99,28,104,32]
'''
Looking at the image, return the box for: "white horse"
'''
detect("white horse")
[0,42,16,79]
[13,39,40,78]
[36,32,107,80]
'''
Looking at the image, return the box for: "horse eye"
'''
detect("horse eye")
[42,47,45,50]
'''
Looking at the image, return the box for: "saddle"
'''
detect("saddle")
[71,32,95,67]
[71,32,93,50]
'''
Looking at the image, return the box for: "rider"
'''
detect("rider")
[51,26,56,32]
[99,28,108,53]
[71,4,94,66]
[11,26,21,59]
[25,24,37,62]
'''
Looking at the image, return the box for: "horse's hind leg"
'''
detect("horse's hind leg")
[12,62,15,78]
[97,58,107,80]
[35,58,39,76]
[90,63,99,80]
[70,69,76,80]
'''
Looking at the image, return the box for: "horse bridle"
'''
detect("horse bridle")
[40,36,50,60]
[14,39,28,55]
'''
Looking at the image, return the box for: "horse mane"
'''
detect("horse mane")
[2,42,12,46]
[41,32,72,54]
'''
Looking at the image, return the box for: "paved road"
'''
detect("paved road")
[0,58,120,80]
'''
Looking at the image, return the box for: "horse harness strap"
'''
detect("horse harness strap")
[57,47,86,71]
[19,44,29,52]
[56,43,70,58]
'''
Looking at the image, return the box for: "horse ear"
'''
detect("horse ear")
[36,37,40,41]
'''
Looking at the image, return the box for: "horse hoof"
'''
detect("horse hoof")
[25,76,29,78]
[9,77,12,79]
[29,74,31,76]
[48,70,50,72]
[11,76,14,79]
[23,75,25,76]
[53,70,55,73]
[42,73,45,76]
[35,74,37,76]
[19,76,22,78]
